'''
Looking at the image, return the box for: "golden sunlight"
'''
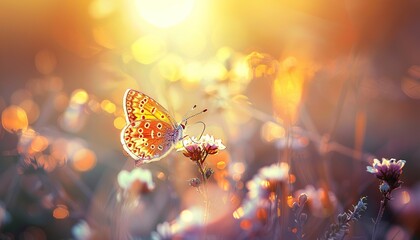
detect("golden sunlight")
[272,57,305,123]
[261,121,285,142]
[135,0,196,28]
[1,1,417,238]
[100,99,116,114]
[1,105,28,133]
[71,89,89,105]
[72,148,97,172]
[113,116,126,129]
[131,35,166,64]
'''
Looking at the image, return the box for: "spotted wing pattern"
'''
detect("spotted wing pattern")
[123,89,176,127]
[121,120,180,162]
[120,89,181,164]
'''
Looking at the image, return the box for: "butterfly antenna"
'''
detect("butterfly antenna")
[183,108,208,124]
[181,107,207,144]
[196,121,206,140]
[182,105,197,123]
[188,121,206,144]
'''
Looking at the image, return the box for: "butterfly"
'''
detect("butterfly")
[120,89,186,165]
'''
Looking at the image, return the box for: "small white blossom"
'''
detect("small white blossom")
[234,162,290,221]
[178,134,226,152]
[117,168,155,191]
[152,208,204,239]
[259,162,289,181]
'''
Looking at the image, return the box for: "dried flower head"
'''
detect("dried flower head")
[367,158,406,193]
[321,197,367,240]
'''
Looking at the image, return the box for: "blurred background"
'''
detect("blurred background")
[1,0,420,239]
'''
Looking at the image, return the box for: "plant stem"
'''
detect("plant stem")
[196,158,210,227]
[372,195,388,240]
[273,120,291,239]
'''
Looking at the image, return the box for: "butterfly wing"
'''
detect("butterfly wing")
[121,120,180,163]
[121,89,181,163]
[123,89,177,127]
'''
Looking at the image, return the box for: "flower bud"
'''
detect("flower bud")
[379,182,390,194]
[188,178,201,187]
[205,168,214,179]
[298,193,308,206]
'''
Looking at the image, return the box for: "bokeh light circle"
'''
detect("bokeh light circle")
[72,148,97,172]
[1,106,28,133]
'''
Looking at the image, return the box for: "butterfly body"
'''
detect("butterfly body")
[121,89,183,164]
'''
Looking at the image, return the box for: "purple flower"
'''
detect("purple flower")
[200,135,225,155]
[182,144,204,162]
[367,158,406,193]
[178,134,226,162]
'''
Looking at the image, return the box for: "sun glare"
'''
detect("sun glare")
[135,0,196,28]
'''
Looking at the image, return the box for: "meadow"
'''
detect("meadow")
[0,1,419,239]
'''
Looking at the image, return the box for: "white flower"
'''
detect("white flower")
[246,175,265,199]
[242,163,289,201]
[178,134,226,152]
[152,208,204,239]
[199,134,226,150]
[233,162,290,221]
[259,162,289,181]
[117,168,155,191]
